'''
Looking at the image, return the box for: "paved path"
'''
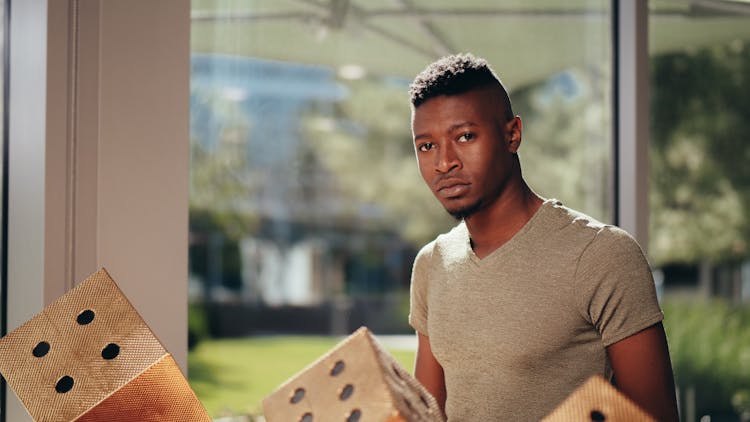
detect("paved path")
[369,334,418,351]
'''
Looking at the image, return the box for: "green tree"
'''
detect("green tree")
[303,79,455,247]
[650,40,750,265]
[518,67,613,223]
[190,90,258,291]
[190,88,261,236]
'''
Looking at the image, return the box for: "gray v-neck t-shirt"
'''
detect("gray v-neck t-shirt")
[409,199,663,421]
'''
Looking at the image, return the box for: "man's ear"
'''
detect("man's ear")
[506,116,522,153]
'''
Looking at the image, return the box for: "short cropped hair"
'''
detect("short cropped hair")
[409,53,513,119]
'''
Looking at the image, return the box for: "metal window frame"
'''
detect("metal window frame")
[0,0,10,419]
[613,0,650,250]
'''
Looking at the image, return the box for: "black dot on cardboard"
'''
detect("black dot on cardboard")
[290,387,305,404]
[330,360,345,376]
[101,343,120,360]
[339,384,354,401]
[32,341,50,358]
[346,409,361,422]
[590,409,606,421]
[299,412,313,422]
[76,309,95,325]
[55,376,74,393]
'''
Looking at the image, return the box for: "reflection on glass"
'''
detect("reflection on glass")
[649,0,750,420]
[189,1,612,417]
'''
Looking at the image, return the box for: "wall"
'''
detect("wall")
[7,0,190,419]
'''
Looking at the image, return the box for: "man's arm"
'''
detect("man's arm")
[414,332,447,417]
[607,322,679,422]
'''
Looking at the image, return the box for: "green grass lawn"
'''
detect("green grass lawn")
[188,335,416,418]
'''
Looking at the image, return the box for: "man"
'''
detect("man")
[407,54,679,421]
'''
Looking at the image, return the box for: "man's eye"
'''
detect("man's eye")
[457,133,475,142]
[418,143,434,152]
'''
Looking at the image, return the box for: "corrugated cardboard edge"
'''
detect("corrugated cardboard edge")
[74,353,210,421]
[364,330,444,422]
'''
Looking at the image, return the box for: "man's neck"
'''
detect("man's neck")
[465,181,543,259]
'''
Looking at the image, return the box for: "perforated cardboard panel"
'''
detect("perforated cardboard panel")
[542,375,656,422]
[262,327,444,422]
[0,268,210,422]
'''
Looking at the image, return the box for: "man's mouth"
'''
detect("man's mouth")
[436,179,470,198]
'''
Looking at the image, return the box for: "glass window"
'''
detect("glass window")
[190,1,612,417]
[649,1,750,420]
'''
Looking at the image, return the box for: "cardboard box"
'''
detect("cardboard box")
[0,268,210,421]
[263,327,444,422]
[542,375,656,422]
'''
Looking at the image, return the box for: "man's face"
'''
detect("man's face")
[411,86,521,220]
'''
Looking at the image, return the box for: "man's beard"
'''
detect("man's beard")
[446,200,484,221]
[443,172,512,220]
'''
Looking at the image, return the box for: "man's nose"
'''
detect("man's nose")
[436,142,460,173]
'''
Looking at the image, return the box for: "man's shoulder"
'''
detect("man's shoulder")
[545,201,625,237]
[538,200,645,252]
[546,201,647,261]
[546,200,607,230]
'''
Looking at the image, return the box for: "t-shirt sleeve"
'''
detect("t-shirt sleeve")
[408,242,433,336]
[575,227,664,347]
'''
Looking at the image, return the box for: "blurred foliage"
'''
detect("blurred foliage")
[663,299,750,419]
[189,208,245,291]
[190,89,260,214]
[516,66,612,223]
[650,40,750,265]
[189,88,258,291]
[188,302,211,350]
[734,389,750,422]
[189,207,256,243]
[303,78,456,247]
